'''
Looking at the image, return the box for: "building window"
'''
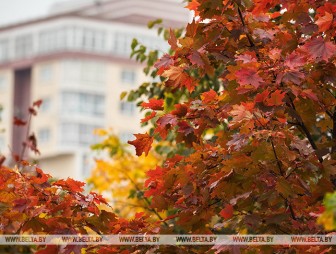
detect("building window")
[39,65,52,82]
[0,74,7,90]
[0,107,3,121]
[0,40,9,62]
[40,98,51,112]
[62,59,106,85]
[15,34,33,59]
[113,32,132,56]
[121,70,136,85]
[82,154,92,178]
[82,29,95,50]
[119,101,135,116]
[39,31,52,53]
[61,123,100,145]
[61,91,105,117]
[0,135,5,152]
[38,128,51,144]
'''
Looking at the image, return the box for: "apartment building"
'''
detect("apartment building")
[0,0,189,179]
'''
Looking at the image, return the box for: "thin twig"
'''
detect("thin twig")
[236,5,255,48]
[19,114,32,162]
[122,171,169,227]
[287,95,323,163]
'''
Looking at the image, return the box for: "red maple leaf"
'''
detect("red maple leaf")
[168,29,178,51]
[163,66,196,92]
[304,37,336,61]
[54,178,85,192]
[172,104,188,117]
[163,66,185,84]
[236,68,264,88]
[284,52,306,69]
[141,98,164,110]
[31,168,49,184]
[157,114,178,128]
[265,90,286,106]
[188,50,204,67]
[154,54,174,70]
[277,70,304,85]
[183,76,196,92]
[255,90,270,103]
[13,117,27,126]
[201,89,218,103]
[315,12,333,32]
[186,0,200,16]
[128,133,154,156]
[219,204,234,219]
[236,52,257,63]
[33,99,43,108]
[141,111,157,123]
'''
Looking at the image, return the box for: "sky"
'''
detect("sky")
[0,0,66,26]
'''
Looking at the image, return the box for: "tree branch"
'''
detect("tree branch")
[237,5,255,48]
[271,138,297,220]
[333,111,336,154]
[287,95,323,163]
[122,171,169,227]
[270,138,284,176]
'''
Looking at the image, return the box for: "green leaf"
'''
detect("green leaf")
[147,19,162,29]
[120,91,127,100]
[131,38,138,50]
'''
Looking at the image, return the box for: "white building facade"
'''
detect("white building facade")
[0,0,189,179]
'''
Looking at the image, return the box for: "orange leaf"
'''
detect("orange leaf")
[141,111,157,123]
[31,168,49,184]
[265,90,286,106]
[255,90,270,103]
[186,0,200,16]
[168,29,178,51]
[220,204,234,219]
[128,133,154,156]
[141,99,164,110]
[54,178,85,192]
[316,12,333,32]
[201,89,218,103]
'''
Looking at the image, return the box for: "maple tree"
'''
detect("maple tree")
[0,103,157,254]
[0,164,157,254]
[126,0,336,252]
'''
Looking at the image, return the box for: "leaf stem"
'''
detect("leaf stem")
[19,113,32,163]
[122,171,169,227]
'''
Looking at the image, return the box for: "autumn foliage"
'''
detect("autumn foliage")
[88,129,161,218]
[1,0,336,253]
[127,0,336,252]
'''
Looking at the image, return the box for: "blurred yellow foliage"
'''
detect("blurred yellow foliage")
[88,129,161,218]
[318,211,334,231]
[318,192,336,231]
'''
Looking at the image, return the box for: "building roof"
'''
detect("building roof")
[0,0,190,32]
